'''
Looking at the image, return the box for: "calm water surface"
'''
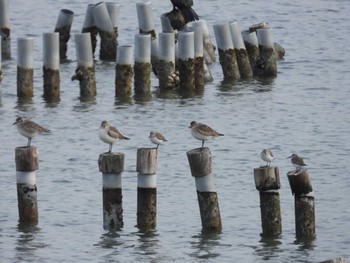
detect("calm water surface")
[1,0,350,262]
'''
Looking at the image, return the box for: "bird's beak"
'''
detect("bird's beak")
[287,155,292,159]
[12,122,17,125]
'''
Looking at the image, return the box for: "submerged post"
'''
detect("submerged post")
[15,147,39,224]
[82,4,98,55]
[115,45,133,98]
[98,153,124,231]
[213,23,240,81]
[106,2,120,47]
[242,30,259,76]
[187,148,222,232]
[72,33,96,97]
[178,31,195,93]
[254,166,282,237]
[17,38,34,98]
[0,0,10,59]
[136,148,158,229]
[287,169,316,240]
[134,33,151,98]
[256,28,277,77]
[193,26,204,91]
[54,9,74,61]
[43,32,60,101]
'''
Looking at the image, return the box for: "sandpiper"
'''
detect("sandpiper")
[13,117,50,147]
[189,121,224,149]
[149,131,167,149]
[98,121,129,153]
[261,149,273,167]
[288,153,307,172]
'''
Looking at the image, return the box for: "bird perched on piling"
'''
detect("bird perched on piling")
[169,0,199,26]
[13,117,50,147]
[288,153,307,172]
[261,149,274,167]
[98,121,129,153]
[189,121,224,149]
[149,131,167,149]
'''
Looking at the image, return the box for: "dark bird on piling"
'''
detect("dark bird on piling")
[170,0,199,24]
[288,153,307,172]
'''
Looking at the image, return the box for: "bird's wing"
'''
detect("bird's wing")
[108,126,124,139]
[156,132,167,141]
[197,123,220,136]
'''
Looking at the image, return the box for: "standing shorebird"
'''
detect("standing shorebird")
[261,149,274,167]
[189,121,224,149]
[13,117,50,147]
[98,121,129,153]
[288,153,307,172]
[149,131,167,149]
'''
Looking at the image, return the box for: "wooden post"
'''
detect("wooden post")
[318,258,346,263]
[15,146,39,224]
[43,32,60,101]
[54,9,74,61]
[253,166,282,237]
[187,148,222,232]
[287,169,316,240]
[136,148,158,229]
[242,30,260,76]
[256,28,277,77]
[0,0,11,59]
[178,31,195,94]
[98,153,124,231]
[82,4,98,55]
[17,38,33,98]
[213,23,240,81]
[115,45,133,98]
[72,33,96,97]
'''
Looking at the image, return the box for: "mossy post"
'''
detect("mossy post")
[17,38,33,98]
[256,28,277,77]
[72,33,96,97]
[136,148,159,229]
[54,9,74,61]
[115,45,133,98]
[0,0,11,59]
[193,26,204,91]
[193,20,216,65]
[15,146,39,225]
[82,4,98,55]
[106,2,120,48]
[178,31,195,94]
[253,166,282,237]
[287,169,316,240]
[92,2,117,61]
[229,21,253,79]
[43,33,60,101]
[242,30,260,76]
[134,34,151,99]
[213,23,240,81]
[98,153,124,231]
[187,148,222,232]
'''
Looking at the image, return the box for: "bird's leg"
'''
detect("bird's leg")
[109,144,112,153]
[156,144,159,149]
[201,140,204,149]
[27,138,31,147]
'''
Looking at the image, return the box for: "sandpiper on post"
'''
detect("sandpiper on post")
[54,9,74,61]
[287,153,316,240]
[0,0,11,59]
[17,38,34,98]
[253,149,282,237]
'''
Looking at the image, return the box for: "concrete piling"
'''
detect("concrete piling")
[134,34,151,99]
[187,148,222,232]
[115,45,133,98]
[15,146,39,225]
[43,32,60,101]
[256,28,277,77]
[0,0,11,59]
[242,30,260,76]
[106,2,120,47]
[17,38,34,98]
[254,166,282,237]
[178,31,195,93]
[82,4,98,55]
[98,153,125,231]
[54,9,74,61]
[193,26,204,91]
[193,20,216,65]
[136,148,158,229]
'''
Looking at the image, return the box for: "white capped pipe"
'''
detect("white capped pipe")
[192,20,210,43]
[136,2,154,32]
[17,38,33,68]
[0,0,10,27]
[137,174,157,188]
[103,173,122,188]
[213,23,234,50]
[195,173,217,192]
[177,31,194,60]
[83,4,95,28]
[55,9,74,29]
[193,25,203,58]
[242,30,258,46]
[134,34,151,63]
[92,2,114,31]
[43,32,60,70]
[117,45,133,65]
[74,33,94,67]
[158,33,175,63]
[229,21,245,49]
[16,171,36,185]
[257,28,274,48]
[151,38,159,59]
[106,2,120,28]
[160,13,174,33]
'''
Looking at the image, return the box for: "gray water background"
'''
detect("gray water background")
[0,0,350,262]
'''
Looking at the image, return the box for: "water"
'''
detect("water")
[1,0,350,262]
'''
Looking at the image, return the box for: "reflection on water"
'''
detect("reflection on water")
[95,231,123,249]
[189,230,223,260]
[15,97,36,112]
[254,236,283,261]
[135,229,160,257]
[72,96,97,112]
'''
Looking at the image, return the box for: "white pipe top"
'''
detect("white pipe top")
[92,2,114,32]
[193,25,203,58]
[17,37,34,68]
[0,0,10,27]
[257,28,274,48]
[43,32,60,70]
[242,30,258,46]
[82,4,95,28]
[137,173,157,188]
[74,33,94,67]
[229,21,245,49]
[178,31,194,60]
[136,1,154,32]
[213,23,234,50]
[158,32,175,62]
[55,9,74,29]
[117,45,133,65]
[134,34,151,63]
[103,173,122,188]
[106,2,120,28]
[160,13,175,33]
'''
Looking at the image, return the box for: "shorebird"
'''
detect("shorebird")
[261,149,273,167]
[189,121,224,149]
[149,131,167,149]
[288,153,307,172]
[98,121,129,153]
[13,117,50,147]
